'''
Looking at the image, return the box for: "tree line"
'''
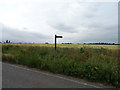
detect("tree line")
[1,40,119,45]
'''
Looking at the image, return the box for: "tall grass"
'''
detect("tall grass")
[2,43,120,88]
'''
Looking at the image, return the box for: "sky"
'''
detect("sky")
[0,0,119,43]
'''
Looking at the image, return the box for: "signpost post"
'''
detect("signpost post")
[55,34,63,50]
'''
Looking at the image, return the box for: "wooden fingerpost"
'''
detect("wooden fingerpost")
[55,34,63,50]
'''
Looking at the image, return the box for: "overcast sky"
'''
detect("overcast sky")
[0,0,119,43]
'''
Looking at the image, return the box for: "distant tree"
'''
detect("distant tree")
[6,40,9,43]
[45,42,49,44]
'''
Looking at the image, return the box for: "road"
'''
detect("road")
[2,63,113,88]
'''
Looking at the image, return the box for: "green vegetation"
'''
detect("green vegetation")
[2,43,120,88]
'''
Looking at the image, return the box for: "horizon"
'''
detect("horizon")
[1,39,118,44]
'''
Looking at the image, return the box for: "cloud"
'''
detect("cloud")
[0,1,118,43]
[2,25,48,43]
[0,23,2,41]
[75,24,118,43]
[50,23,78,33]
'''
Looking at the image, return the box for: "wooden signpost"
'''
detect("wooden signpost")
[55,34,63,50]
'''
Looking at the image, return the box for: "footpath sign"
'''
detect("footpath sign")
[55,34,63,50]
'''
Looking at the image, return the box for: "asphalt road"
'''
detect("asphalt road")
[2,63,113,88]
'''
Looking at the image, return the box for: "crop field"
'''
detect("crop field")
[1,43,120,88]
[2,43,119,49]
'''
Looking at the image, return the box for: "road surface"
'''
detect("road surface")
[2,63,113,88]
